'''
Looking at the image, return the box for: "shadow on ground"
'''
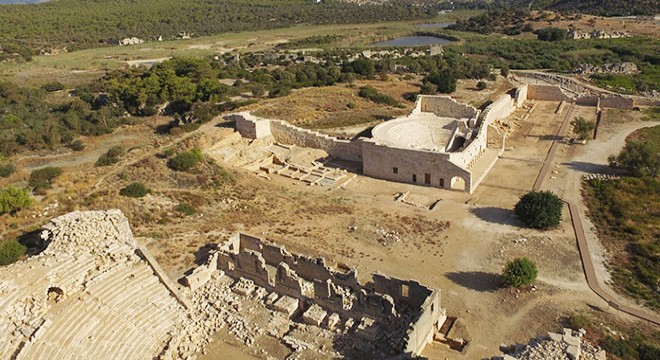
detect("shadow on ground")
[564,161,620,174]
[445,271,502,292]
[194,243,218,265]
[470,206,520,226]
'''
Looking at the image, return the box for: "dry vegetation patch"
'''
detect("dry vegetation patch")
[251,78,417,132]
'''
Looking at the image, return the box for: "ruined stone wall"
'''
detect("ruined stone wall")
[479,93,516,126]
[227,112,363,162]
[209,233,446,357]
[362,141,472,192]
[419,96,478,119]
[403,290,443,356]
[268,120,363,162]
[527,85,572,102]
[576,96,600,107]
[599,96,634,109]
[515,84,528,108]
[230,112,272,139]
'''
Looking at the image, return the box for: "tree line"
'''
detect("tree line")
[0,0,435,62]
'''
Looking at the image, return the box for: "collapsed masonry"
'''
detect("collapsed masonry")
[228,88,529,193]
[0,210,191,360]
[1,210,453,359]
[183,232,448,358]
[494,328,606,360]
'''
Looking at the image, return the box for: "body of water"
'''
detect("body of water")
[416,22,455,29]
[370,36,454,47]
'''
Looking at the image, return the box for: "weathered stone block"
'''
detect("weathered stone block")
[301,304,327,327]
[272,295,299,317]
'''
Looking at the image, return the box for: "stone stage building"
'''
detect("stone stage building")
[229,86,529,193]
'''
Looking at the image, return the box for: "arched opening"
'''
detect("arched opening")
[450,176,466,191]
[47,287,64,304]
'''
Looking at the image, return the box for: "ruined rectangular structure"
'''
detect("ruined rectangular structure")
[190,233,447,357]
[228,87,529,193]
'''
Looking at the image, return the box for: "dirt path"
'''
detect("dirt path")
[541,118,660,325]
[566,200,660,325]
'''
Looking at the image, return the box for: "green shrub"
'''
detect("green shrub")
[119,182,150,198]
[106,145,124,158]
[41,82,65,92]
[420,82,438,95]
[358,86,401,107]
[0,186,33,215]
[514,190,563,229]
[0,239,26,266]
[0,162,16,178]
[68,139,85,151]
[476,81,487,90]
[28,167,63,191]
[96,146,123,166]
[502,257,538,287]
[168,149,203,171]
[174,203,196,216]
[535,27,566,42]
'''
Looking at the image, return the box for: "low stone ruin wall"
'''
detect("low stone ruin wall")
[599,96,634,109]
[269,120,363,162]
[188,232,446,357]
[227,112,362,162]
[527,84,572,102]
[420,96,479,119]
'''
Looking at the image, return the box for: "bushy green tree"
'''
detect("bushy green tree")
[28,167,62,191]
[609,141,659,178]
[119,182,150,198]
[0,186,33,215]
[476,81,488,90]
[502,257,538,287]
[424,70,457,93]
[536,27,566,42]
[0,239,26,266]
[571,117,596,140]
[514,191,563,229]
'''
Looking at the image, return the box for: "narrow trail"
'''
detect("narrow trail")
[531,112,660,326]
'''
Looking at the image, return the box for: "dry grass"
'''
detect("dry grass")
[250,77,418,133]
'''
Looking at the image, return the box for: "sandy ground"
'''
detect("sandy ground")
[2,92,656,359]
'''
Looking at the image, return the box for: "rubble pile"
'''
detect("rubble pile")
[496,328,606,360]
[582,173,620,182]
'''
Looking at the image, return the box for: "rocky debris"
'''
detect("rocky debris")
[282,335,313,352]
[375,224,400,245]
[231,278,256,296]
[574,62,638,75]
[582,173,620,182]
[495,328,606,360]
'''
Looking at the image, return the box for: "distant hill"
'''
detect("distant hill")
[497,0,660,16]
[547,0,660,16]
[0,0,435,59]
